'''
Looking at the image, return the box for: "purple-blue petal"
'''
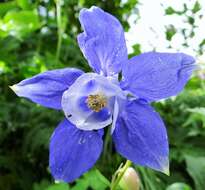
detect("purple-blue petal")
[121,52,195,102]
[49,119,104,182]
[10,68,84,109]
[87,108,111,123]
[113,100,169,174]
[77,6,127,76]
[77,96,91,112]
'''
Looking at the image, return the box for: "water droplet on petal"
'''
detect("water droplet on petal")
[78,137,86,144]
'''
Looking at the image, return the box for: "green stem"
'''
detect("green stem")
[103,127,111,160]
[111,160,132,190]
[56,0,62,62]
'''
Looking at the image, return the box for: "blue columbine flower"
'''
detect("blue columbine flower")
[11,6,195,182]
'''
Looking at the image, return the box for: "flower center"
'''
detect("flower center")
[86,94,107,112]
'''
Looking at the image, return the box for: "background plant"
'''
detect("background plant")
[0,0,205,190]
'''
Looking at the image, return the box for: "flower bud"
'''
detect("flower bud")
[119,167,140,190]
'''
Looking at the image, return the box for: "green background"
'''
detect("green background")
[0,0,205,190]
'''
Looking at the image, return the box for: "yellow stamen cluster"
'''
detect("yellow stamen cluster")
[86,94,107,112]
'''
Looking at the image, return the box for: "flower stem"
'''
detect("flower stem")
[56,0,62,62]
[111,160,132,190]
[103,127,111,160]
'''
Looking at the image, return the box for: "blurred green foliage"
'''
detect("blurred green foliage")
[0,0,205,190]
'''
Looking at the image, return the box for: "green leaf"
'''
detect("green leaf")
[33,181,70,190]
[136,166,165,190]
[166,182,192,190]
[33,180,50,190]
[0,1,17,17]
[165,25,177,41]
[165,6,185,15]
[185,155,205,190]
[71,169,110,190]
[46,183,70,190]
[23,124,53,154]
[192,1,201,13]
[0,10,40,38]
[17,0,32,10]
[0,60,9,74]
[165,7,176,15]
[199,39,205,47]
[187,107,205,127]
[128,44,141,58]
[187,107,205,116]
[187,16,195,25]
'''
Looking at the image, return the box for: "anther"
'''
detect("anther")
[86,94,107,112]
